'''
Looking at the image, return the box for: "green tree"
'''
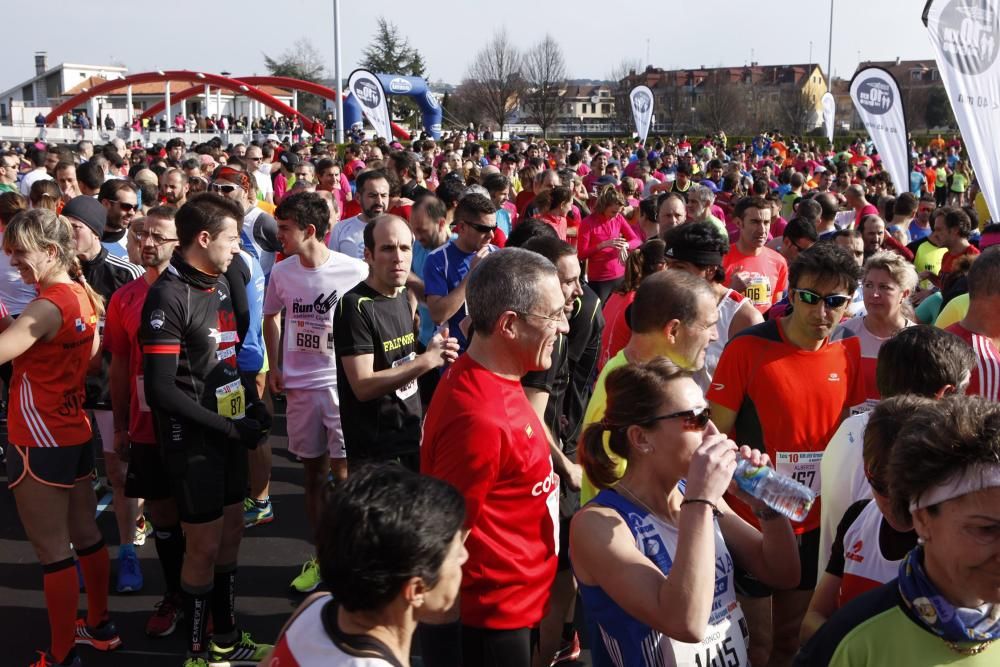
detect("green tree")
[263,38,326,118]
[359,17,428,124]
[925,86,955,129]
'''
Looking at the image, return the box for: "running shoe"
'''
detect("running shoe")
[74,618,122,651]
[182,658,210,667]
[115,547,143,593]
[207,630,272,666]
[289,557,321,593]
[550,631,582,665]
[145,592,183,637]
[28,651,81,667]
[133,516,153,547]
[242,497,274,528]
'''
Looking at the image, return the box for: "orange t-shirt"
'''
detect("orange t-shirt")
[9,282,97,447]
[707,319,865,534]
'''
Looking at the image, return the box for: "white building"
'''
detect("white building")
[0,53,127,124]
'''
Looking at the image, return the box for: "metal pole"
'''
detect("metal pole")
[165,81,171,131]
[827,0,834,89]
[333,0,344,144]
[205,84,211,118]
[126,85,133,126]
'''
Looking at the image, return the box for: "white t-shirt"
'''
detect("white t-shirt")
[19,168,52,197]
[818,411,872,582]
[263,251,368,390]
[0,231,37,315]
[253,169,273,197]
[327,214,367,260]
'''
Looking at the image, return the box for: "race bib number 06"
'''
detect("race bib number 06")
[776,451,823,495]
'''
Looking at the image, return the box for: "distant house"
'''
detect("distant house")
[843,59,951,131]
[0,53,127,123]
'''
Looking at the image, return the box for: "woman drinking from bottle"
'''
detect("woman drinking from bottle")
[572,358,798,667]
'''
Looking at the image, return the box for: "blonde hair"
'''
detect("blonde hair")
[3,209,105,317]
[595,184,626,214]
[863,250,918,294]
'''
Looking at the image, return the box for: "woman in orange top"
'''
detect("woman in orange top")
[1,209,120,667]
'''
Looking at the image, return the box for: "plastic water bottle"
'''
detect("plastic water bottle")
[732,459,816,522]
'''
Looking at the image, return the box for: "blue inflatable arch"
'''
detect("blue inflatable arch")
[343,74,442,139]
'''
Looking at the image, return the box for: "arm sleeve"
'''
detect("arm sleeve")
[423,252,449,298]
[102,292,127,356]
[333,294,376,356]
[620,217,642,249]
[225,259,251,352]
[262,269,284,316]
[826,499,869,577]
[575,221,599,260]
[140,292,234,437]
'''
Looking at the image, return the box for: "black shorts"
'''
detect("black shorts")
[164,430,248,524]
[6,441,94,489]
[124,441,172,501]
[734,528,819,597]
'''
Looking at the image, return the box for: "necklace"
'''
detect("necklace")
[616,483,674,524]
[944,639,994,656]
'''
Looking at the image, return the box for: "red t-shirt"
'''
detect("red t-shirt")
[940,245,980,279]
[946,322,1000,401]
[722,246,789,313]
[514,190,536,217]
[854,204,879,228]
[599,290,635,372]
[103,276,156,444]
[420,353,559,629]
[707,319,865,533]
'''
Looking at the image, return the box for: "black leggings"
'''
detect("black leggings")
[587,277,623,305]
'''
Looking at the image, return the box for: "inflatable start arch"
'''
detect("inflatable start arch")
[343,74,442,139]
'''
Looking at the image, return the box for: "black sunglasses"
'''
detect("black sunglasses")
[114,200,137,213]
[460,220,497,234]
[644,406,711,431]
[793,288,851,309]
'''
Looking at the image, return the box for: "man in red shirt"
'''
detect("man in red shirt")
[421,248,568,666]
[946,246,1000,401]
[104,207,185,637]
[723,196,789,314]
[934,206,980,284]
[708,243,865,667]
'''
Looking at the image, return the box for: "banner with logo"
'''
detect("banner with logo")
[850,67,909,196]
[924,0,1000,223]
[821,92,836,144]
[347,69,392,140]
[629,85,654,144]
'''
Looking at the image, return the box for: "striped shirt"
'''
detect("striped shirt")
[946,321,1000,401]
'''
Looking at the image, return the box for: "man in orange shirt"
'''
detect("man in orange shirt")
[722,196,789,314]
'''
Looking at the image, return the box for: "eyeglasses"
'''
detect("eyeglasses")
[460,219,497,234]
[513,310,566,329]
[133,230,178,245]
[210,183,239,194]
[792,288,851,309]
[643,406,712,431]
[113,200,137,213]
[247,156,262,162]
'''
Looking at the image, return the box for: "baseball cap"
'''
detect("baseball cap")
[279,151,300,169]
[62,196,107,239]
[265,133,280,143]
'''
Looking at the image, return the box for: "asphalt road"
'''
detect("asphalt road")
[1,405,591,666]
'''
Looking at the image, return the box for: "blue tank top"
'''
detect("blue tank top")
[236,251,266,373]
[577,488,750,667]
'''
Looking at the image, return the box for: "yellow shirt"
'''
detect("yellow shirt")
[913,241,948,290]
[975,191,992,229]
[580,350,630,504]
[935,293,969,330]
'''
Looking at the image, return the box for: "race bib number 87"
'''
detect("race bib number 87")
[216,380,246,419]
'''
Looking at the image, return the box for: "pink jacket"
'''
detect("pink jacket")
[577,211,642,282]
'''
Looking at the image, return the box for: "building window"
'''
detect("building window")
[601,103,611,114]
[911,70,922,81]
[591,103,596,113]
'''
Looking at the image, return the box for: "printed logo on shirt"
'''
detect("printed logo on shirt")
[524,423,534,438]
[846,540,865,563]
[531,470,559,497]
[291,291,339,315]
[711,383,726,391]
[149,309,166,330]
[74,317,87,332]
[828,373,840,382]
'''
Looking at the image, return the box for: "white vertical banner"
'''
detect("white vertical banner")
[821,92,836,144]
[924,0,1000,223]
[347,69,392,140]
[850,67,910,196]
[630,85,654,144]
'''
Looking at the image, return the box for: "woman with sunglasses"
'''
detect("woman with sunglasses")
[832,251,916,405]
[800,395,921,643]
[573,358,798,667]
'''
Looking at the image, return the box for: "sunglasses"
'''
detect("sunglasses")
[461,220,497,234]
[793,288,851,309]
[114,200,137,213]
[210,183,239,194]
[644,406,712,431]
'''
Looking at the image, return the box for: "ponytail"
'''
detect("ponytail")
[69,257,106,318]
[579,421,632,491]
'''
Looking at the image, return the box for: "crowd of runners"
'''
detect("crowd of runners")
[1,125,999,667]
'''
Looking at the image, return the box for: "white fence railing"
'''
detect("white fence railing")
[0,125,321,146]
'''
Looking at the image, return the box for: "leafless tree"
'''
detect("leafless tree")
[608,58,644,133]
[443,80,488,129]
[522,35,567,138]
[465,29,524,136]
[776,88,817,136]
[697,75,748,134]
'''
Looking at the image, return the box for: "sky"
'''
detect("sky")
[0,0,937,92]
